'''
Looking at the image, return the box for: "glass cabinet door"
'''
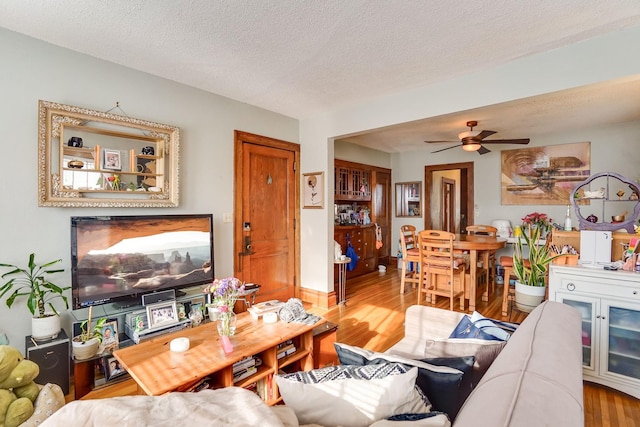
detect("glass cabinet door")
[557,293,598,371]
[602,301,640,381]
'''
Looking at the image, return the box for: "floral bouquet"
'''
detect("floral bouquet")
[521,212,552,235]
[203,277,245,313]
[203,277,244,336]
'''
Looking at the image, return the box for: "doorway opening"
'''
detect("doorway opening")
[424,162,474,233]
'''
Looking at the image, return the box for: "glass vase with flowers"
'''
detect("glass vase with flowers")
[203,277,244,336]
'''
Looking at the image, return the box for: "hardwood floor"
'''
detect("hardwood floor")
[307,264,640,427]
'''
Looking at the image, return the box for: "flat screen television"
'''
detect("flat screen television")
[71,214,214,309]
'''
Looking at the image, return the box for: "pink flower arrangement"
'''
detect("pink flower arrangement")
[521,212,552,233]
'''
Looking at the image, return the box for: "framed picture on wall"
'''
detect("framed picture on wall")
[303,172,324,209]
[501,142,591,205]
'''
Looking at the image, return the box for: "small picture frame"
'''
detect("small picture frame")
[190,296,206,315]
[104,355,127,382]
[146,301,179,329]
[103,149,122,170]
[101,320,119,352]
[303,171,324,209]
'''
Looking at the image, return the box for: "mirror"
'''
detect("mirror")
[38,100,180,207]
[395,181,421,217]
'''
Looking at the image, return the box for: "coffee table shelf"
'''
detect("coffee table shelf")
[113,311,320,403]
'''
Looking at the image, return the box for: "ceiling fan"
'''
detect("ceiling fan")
[425,120,530,155]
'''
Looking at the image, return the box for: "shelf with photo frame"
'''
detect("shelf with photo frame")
[38,99,179,207]
[72,293,208,399]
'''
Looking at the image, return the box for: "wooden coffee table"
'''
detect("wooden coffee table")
[113,311,319,399]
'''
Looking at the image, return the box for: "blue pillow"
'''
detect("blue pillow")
[450,312,517,341]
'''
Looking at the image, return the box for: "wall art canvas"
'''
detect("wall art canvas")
[303,171,324,208]
[501,142,590,205]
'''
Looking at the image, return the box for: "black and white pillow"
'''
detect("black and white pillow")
[275,363,431,426]
[334,343,474,420]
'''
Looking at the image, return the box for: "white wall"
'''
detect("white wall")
[299,24,640,295]
[0,29,298,352]
[334,140,391,169]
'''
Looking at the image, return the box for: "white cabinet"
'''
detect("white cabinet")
[549,265,640,398]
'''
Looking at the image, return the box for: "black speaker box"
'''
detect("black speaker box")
[25,329,70,395]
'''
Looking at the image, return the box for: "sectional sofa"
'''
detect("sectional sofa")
[41,301,582,426]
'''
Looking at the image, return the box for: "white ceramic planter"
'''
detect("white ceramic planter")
[72,337,101,360]
[515,281,546,313]
[31,314,61,341]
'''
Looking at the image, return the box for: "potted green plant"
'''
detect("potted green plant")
[72,307,107,360]
[513,216,560,312]
[0,253,70,341]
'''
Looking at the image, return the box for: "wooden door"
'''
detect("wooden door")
[441,177,456,233]
[234,131,299,303]
[373,170,391,265]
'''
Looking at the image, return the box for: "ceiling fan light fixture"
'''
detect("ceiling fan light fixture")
[458,130,481,140]
[462,143,482,152]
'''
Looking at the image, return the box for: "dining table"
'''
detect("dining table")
[452,233,507,312]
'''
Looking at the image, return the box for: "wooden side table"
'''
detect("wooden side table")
[313,322,339,369]
[334,257,351,305]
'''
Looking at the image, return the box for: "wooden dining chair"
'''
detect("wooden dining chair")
[417,230,466,311]
[399,225,420,293]
[466,225,498,298]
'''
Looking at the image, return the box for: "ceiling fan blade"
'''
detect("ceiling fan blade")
[430,144,461,154]
[477,145,491,155]
[481,138,530,145]
[475,130,497,140]
[424,140,458,144]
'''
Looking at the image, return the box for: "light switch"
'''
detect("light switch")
[223,213,233,223]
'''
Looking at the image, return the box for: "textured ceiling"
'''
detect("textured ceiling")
[2,0,640,152]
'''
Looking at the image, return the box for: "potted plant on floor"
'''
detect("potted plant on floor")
[513,213,560,312]
[72,306,107,360]
[0,253,70,341]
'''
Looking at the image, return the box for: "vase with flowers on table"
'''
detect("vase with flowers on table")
[203,277,245,337]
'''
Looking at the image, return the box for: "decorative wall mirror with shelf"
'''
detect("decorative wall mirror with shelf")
[38,100,180,207]
[395,181,422,217]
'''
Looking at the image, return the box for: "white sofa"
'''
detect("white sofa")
[387,301,584,426]
[41,301,583,427]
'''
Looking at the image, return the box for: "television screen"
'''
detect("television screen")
[71,214,214,309]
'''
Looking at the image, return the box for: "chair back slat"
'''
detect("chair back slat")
[466,225,498,237]
[400,225,418,255]
[418,230,457,269]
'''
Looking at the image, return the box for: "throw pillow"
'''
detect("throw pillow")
[371,412,451,427]
[21,383,65,427]
[275,363,431,427]
[423,338,507,385]
[449,312,516,342]
[334,343,470,419]
[423,356,475,419]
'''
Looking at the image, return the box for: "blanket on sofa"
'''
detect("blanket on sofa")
[41,387,293,427]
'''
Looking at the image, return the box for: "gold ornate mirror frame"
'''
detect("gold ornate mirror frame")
[38,100,180,207]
